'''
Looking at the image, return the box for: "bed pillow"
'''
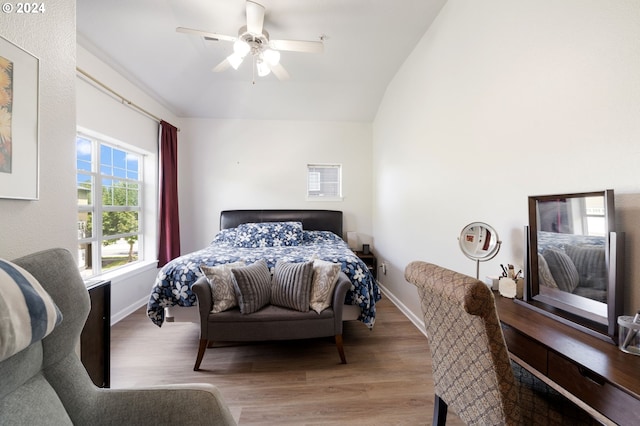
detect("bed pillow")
[200,261,245,313]
[537,254,558,289]
[564,245,608,290]
[0,259,63,362]
[309,260,342,314]
[211,228,237,244]
[231,259,272,314]
[543,248,579,293]
[234,221,304,248]
[271,260,314,312]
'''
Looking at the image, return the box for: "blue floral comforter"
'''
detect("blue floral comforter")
[147,229,381,328]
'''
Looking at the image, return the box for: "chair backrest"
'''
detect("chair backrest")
[404,261,521,425]
[0,248,91,425]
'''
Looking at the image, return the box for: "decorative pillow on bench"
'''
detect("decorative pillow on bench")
[200,261,245,313]
[224,258,341,315]
[231,259,272,314]
[310,259,342,314]
[564,245,607,290]
[543,248,579,293]
[0,259,63,362]
[271,260,314,312]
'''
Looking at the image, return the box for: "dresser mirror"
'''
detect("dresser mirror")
[521,189,624,343]
[459,222,501,279]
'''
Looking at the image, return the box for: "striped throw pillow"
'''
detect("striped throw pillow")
[231,259,272,314]
[0,259,63,361]
[271,260,314,312]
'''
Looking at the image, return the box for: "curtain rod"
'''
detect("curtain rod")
[76,67,179,131]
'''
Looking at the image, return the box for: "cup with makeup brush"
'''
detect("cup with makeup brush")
[618,310,640,355]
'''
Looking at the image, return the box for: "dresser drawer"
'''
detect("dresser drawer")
[548,351,640,426]
[501,323,548,374]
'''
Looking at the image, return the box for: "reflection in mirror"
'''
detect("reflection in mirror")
[537,195,608,305]
[523,189,624,343]
[459,222,501,279]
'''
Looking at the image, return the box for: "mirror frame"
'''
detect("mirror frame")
[520,189,624,344]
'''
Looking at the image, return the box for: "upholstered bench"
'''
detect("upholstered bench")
[191,259,350,371]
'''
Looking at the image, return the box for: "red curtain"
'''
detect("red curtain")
[157,120,180,267]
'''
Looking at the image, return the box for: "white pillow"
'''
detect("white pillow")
[200,261,245,313]
[310,259,342,314]
[0,259,62,362]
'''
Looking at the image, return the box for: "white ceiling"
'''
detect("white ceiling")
[77,0,446,122]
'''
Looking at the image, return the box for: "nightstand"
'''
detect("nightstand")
[354,250,377,279]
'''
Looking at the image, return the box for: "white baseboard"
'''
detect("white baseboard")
[111,296,148,326]
[378,282,428,338]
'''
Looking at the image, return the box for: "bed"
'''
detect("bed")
[146,209,381,328]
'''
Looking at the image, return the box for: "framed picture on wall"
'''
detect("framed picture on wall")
[0,35,39,200]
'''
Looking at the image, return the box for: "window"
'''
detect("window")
[584,196,605,236]
[307,164,342,200]
[77,133,144,278]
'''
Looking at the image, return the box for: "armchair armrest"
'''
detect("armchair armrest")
[92,383,236,425]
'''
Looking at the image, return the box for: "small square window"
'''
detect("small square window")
[307,164,342,200]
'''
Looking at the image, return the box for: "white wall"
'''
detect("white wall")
[0,1,77,259]
[76,45,182,322]
[373,0,640,322]
[179,118,373,253]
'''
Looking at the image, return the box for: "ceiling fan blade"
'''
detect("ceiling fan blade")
[269,63,290,81]
[212,59,231,73]
[269,39,324,54]
[176,27,236,43]
[246,1,265,35]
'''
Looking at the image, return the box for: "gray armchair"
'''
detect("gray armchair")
[0,248,236,426]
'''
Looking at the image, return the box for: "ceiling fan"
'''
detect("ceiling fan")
[177,0,324,81]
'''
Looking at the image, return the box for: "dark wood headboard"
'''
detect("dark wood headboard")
[220,209,343,237]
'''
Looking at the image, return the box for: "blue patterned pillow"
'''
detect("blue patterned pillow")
[0,259,63,361]
[211,228,237,244]
[234,221,304,248]
[303,230,344,243]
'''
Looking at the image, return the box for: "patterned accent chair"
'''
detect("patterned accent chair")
[404,261,598,425]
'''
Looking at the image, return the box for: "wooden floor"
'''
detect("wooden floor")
[110,297,464,425]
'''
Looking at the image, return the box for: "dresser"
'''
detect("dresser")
[495,294,640,425]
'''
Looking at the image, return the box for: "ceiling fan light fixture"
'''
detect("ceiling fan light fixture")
[227,53,245,70]
[233,39,250,57]
[263,48,280,66]
[178,0,320,81]
[256,58,271,77]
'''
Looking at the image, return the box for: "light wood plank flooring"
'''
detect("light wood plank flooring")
[110,297,464,425]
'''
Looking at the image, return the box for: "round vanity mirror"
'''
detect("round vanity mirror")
[459,222,501,278]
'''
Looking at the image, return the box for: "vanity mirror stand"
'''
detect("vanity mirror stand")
[458,222,501,279]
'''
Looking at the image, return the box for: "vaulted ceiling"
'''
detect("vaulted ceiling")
[77,0,446,122]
